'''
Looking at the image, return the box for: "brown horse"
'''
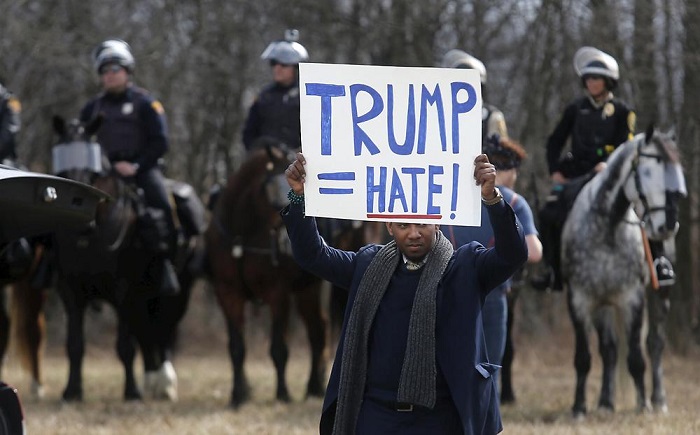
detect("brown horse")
[0,239,49,399]
[205,141,327,408]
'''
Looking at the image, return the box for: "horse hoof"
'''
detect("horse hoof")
[306,381,326,398]
[62,389,83,402]
[277,389,291,403]
[654,403,668,414]
[231,385,251,408]
[30,380,45,400]
[124,388,143,401]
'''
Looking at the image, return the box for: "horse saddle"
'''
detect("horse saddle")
[165,179,206,239]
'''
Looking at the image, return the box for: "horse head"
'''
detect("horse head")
[51,115,110,186]
[623,126,686,241]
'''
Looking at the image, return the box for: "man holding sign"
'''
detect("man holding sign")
[283,151,525,434]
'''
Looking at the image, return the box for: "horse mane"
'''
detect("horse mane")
[219,148,283,237]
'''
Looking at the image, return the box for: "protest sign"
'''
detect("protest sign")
[299,63,482,226]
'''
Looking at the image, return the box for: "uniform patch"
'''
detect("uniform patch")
[8,97,21,113]
[151,100,164,114]
[122,102,134,115]
[627,112,637,138]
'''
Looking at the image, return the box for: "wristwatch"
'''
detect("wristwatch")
[481,187,503,206]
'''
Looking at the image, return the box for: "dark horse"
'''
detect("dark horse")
[561,127,684,418]
[205,141,327,408]
[51,116,205,401]
[0,238,49,399]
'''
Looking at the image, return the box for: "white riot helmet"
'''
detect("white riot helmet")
[442,49,487,84]
[261,29,309,65]
[93,39,135,74]
[574,46,619,89]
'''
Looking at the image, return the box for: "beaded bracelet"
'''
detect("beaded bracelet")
[287,189,305,205]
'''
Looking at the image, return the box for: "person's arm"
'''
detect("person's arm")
[546,102,577,177]
[134,97,168,172]
[0,97,20,158]
[281,152,358,289]
[242,100,261,151]
[473,155,528,291]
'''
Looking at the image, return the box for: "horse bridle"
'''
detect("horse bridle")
[629,136,670,226]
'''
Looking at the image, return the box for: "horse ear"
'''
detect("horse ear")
[52,115,67,139]
[645,123,655,143]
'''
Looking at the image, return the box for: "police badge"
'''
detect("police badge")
[603,102,615,118]
[122,102,133,115]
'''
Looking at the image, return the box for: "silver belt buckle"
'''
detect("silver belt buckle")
[396,403,414,412]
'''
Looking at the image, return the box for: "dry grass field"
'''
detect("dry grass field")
[2,282,699,434]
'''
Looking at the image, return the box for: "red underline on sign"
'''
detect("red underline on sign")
[366,214,442,220]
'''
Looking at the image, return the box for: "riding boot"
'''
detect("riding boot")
[531,222,563,292]
[159,256,180,296]
[649,240,675,287]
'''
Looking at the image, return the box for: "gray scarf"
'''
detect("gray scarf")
[332,231,454,435]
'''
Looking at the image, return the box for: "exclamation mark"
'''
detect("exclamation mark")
[450,163,459,220]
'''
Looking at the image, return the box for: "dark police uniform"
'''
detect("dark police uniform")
[242,81,301,151]
[536,94,635,291]
[80,86,175,250]
[0,86,21,163]
[546,95,635,178]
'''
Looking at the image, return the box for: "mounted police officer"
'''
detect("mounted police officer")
[242,29,308,152]
[442,49,509,144]
[80,39,179,295]
[532,46,675,291]
[0,80,21,167]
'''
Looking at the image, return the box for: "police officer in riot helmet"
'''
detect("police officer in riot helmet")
[80,39,180,295]
[532,46,675,291]
[242,29,308,151]
[442,49,509,144]
[0,79,21,166]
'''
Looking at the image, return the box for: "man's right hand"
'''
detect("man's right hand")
[285,152,306,195]
[551,171,567,185]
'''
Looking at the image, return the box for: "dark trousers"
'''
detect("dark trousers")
[134,167,176,248]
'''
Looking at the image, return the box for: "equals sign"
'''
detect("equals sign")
[318,172,355,194]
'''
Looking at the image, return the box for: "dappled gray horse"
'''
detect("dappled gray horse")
[561,127,684,418]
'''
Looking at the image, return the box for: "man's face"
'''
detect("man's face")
[99,63,129,94]
[271,61,297,87]
[385,222,439,262]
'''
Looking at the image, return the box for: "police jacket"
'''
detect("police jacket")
[242,81,301,151]
[80,86,168,173]
[0,87,21,162]
[546,94,635,178]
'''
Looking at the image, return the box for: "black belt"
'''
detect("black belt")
[375,400,414,412]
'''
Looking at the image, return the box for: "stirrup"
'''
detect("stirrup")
[654,256,676,287]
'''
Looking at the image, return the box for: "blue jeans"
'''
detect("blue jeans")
[483,286,507,367]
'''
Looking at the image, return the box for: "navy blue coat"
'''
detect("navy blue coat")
[282,199,527,435]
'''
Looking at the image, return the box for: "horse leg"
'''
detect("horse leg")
[216,284,250,408]
[646,287,669,413]
[269,291,291,402]
[567,294,591,418]
[0,286,8,380]
[294,283,328,399]
[500,289,518,404]
[62,296,86,402]
[627,294,650,413]
[116,311,142,401]
[11,279,46,399]
[593,308,617,412]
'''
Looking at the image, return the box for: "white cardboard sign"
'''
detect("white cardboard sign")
[299,63,482,226]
